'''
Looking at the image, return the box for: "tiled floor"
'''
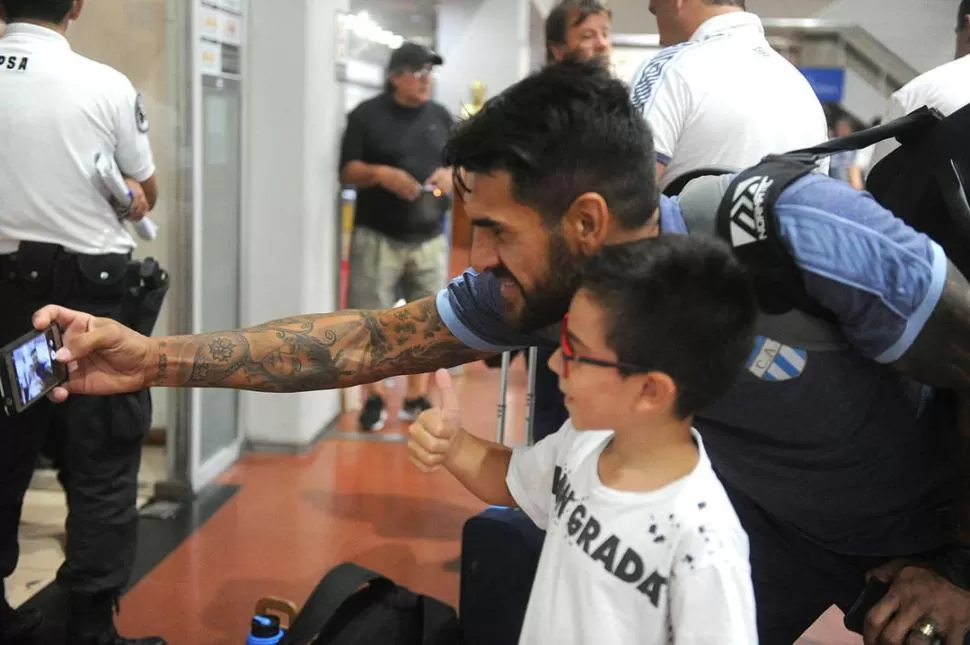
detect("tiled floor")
[9,445,164,607]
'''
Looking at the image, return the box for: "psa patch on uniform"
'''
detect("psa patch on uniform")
[135,93,150,134]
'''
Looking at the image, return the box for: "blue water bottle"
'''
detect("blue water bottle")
[246,614,285,645]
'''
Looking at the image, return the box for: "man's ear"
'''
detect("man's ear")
[562,192,610,255]
[69,0,84,22]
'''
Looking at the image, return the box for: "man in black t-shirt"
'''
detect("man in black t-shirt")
[339,42,454,431]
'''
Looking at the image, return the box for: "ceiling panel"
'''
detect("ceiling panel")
[350,0,438,44]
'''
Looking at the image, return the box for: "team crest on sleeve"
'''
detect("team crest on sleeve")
[745,335,807,381]
[135,93,150,133]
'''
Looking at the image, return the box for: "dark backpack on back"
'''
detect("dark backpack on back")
[706,102,970,319]
[278,562,459,645]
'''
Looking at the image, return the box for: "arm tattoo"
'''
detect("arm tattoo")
[149,297,493,393]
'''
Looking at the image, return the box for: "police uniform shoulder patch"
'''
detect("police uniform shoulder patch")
[135,93,149,134]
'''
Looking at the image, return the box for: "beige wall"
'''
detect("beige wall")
[2,2,179,430]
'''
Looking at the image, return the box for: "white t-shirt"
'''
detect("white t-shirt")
[506,422,758,645]
[629,12,829,191]
[870,53,970,167]
[0,23,156,254]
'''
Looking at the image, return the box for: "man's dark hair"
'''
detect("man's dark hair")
[704,0,746,7]
[443,56,658,230]
[580,235,757,419]
[960,0,970,30]
[545,0,612,63]
[1,0,73,23]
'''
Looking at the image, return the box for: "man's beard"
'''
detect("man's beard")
[499,233,584,333]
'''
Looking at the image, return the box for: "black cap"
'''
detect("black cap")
[387,41,444,71]
[250,614,281,638]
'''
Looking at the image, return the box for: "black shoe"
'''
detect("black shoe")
[359,394,387,431]
[0,602,43,643]
[67,591,166,645]
[399,396,432,421]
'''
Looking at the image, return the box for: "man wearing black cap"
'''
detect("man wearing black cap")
[339,41,455,431]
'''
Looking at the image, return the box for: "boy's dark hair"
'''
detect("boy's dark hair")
[1,0,73,23]
[443,56,658,231]
[705,0,745,7]
[545,0,612,62]
[580,235,757,419]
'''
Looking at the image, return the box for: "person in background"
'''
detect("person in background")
[339,41,454,431]
[632,0,828,192]
[0,0,163,643]
[545,0,612,65]
[826,115,866,190]
[522,0,615,445]
[408,236,760,645]
[870,0,970,167]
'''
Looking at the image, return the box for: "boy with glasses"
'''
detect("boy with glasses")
[408,234,759,644]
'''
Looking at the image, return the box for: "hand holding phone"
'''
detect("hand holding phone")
[0,325,68,416]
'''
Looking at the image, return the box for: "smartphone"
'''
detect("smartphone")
[0,325,67,416]
[844,577,890,634]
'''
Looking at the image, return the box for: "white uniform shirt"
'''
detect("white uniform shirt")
[870,53,970,167]
[630,12,829,191]
[0,23,155,255]
[507,423,758,645]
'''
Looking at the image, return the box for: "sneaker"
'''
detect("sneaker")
[399,396,432,421]
[359,394,387,431]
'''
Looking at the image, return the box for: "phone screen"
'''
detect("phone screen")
[7,328,63,411]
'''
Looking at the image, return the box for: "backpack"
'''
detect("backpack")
[274,562,459,645]
[676,102,970,322]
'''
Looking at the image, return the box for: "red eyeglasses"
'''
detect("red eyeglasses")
[559,313,648,378]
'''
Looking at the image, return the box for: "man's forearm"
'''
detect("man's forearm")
[340,161,386,188]
[146,298,490,392]
[445,430,517,507]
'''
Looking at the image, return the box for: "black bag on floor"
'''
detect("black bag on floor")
[278,562,459,645]
[459,506,545,645]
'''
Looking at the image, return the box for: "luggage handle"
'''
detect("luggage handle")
[495,347,539,447]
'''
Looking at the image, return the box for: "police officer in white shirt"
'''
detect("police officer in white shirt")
[631,0,829,193]
[0,1,164,643]
[870,0,970,167]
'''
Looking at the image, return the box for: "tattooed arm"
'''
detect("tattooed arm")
[150,297,493,392]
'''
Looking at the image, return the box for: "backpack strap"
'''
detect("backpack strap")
[715,154,839,321]
[418,594,459,645]
[280,562,394,645]
[787,105,943,158]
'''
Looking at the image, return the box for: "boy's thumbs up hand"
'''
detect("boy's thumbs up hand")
[408,369,464,473]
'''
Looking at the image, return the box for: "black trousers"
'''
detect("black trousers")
[0,247,150,596]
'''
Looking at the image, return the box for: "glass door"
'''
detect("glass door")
[193,77,243,485]
[185,0,246,491]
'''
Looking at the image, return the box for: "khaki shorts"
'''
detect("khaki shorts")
[346,226,449,310]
